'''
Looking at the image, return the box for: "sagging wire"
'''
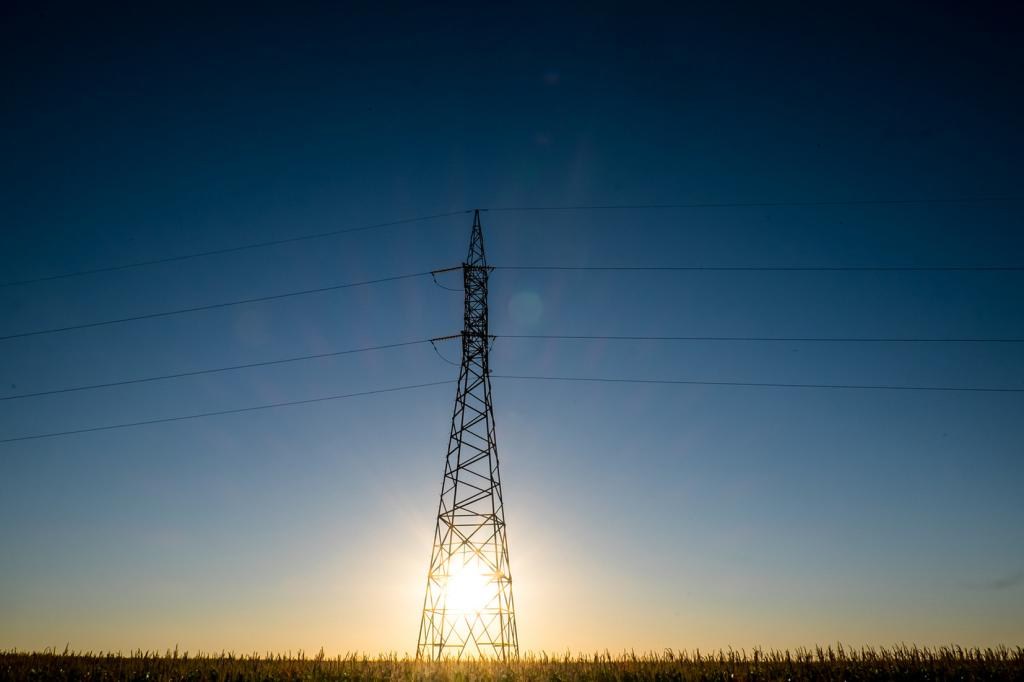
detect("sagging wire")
[431,267,463,292]
[430,335,461,366]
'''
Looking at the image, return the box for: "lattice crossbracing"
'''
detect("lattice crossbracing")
[417,210,519,660]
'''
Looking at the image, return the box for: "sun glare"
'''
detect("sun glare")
[445,556,492,614]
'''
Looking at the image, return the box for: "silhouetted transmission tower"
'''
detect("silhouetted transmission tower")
[417,210,519,660]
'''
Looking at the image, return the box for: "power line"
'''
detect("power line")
[0,339,437,402]
[1,210,471,288]
[493,265,1024,272]
[3,257,1016,345]
[7,331,1016,402]
[3,370,1019,445]
[429,338,461,366]
[484,197,1022,212]
[497,334,1024,343]
[16,262,1012,344]
[6,198,1020,290]
[0,270,441,343]
[493,374,1024,393]
[0,380,456,444]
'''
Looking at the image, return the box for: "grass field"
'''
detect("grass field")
[2,646,1022,681]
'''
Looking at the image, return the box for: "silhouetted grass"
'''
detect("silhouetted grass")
[2,645,1021,681]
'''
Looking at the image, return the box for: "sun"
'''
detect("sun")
[445,555,493,614]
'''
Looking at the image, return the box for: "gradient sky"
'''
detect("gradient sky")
[1,2,1022,654]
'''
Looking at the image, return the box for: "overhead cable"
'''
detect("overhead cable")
[2,210,470,288]
[492,374,1024,393]
[492,265,1024,272]
[496,334,1024,343]
[8,332,1017,402]
[7,198,1020,288]
[2,372,1020,445]
[0,338,437,402]
[0,270,442,342]
[484,197,1021,212]
[0,380,456,444]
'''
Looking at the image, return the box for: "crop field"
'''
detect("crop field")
[2,646,1022,682]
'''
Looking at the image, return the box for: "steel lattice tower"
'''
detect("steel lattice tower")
[417,210,518,660]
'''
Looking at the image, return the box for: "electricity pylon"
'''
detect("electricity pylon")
[417,210,519,660]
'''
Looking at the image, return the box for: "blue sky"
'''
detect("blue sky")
[1,2,1022,653]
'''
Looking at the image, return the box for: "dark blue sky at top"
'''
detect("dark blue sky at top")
[1,2,1022,651]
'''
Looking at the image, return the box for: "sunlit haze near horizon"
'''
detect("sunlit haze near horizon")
[1,3,1022,654]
